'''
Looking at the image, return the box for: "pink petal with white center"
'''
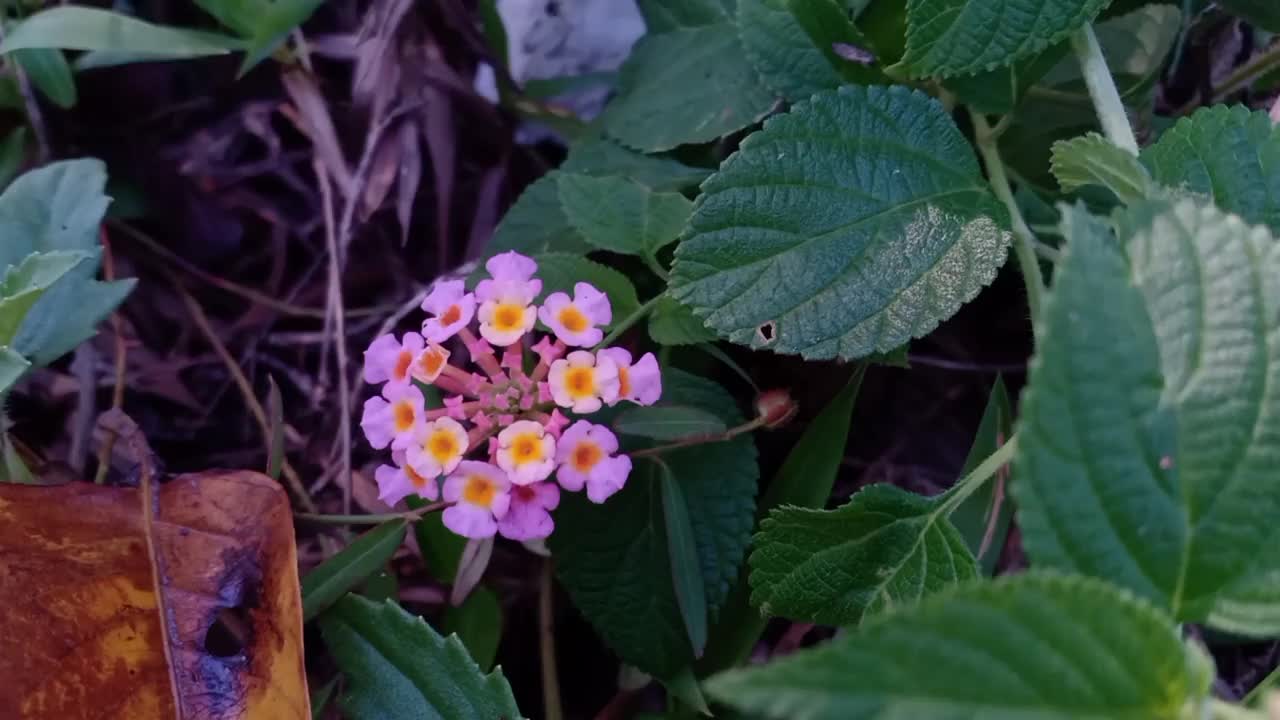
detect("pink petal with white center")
[497,482,561,540]
[553,421,621,494]
[599,347,661,406]
[477,299,537,346]
[421,286,475,343]
[537,291,604,347]
[363,332,423,386]
[586,455,632,504]
[443,503,498,538]
[574,282,612,325]
[485,251,538,282]
[547,351,618,413]
[496,420,557,485]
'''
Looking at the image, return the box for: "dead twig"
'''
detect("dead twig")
[94,228,131,485]
[316,158,354,516]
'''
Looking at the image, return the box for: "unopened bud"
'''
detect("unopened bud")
[755,389,797,429]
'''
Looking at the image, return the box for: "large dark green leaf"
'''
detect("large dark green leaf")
[302,521,407,621]
[14,49,75,108]
[0,7,242,57]
[486,173,594,256]
[670,85,1010,360]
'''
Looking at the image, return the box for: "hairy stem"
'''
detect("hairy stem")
[970,110,1045,328]
[1071,24,1139,155]
[593,294,662,351]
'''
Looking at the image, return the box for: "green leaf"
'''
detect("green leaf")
[0,128,25,191]
[1221,0,1280,31]
[786,0,882,84]
[551,370,757,679]
[648,295,716,346]
[705,573,1211,719]
[750,484,977,625]
[309,677,338,720]
[556,173,693,256]
[439,586,503,670]
[602,25,775,152]
[0,7,242,57]
[194,0,321,73]
[410,505,467,585]
[700,368,863,673]
[486,173,593,256]
[896,0,1110,78]
[1208,555,1280,638]
[1141,105,1280,234]
[561,137,710,192]
[302,521,407,621]
[14,49,75,108]
[319,595,523,720]
[529,252,642,323]
[738,0,841,101]
[1051,133,1153,203]
[659,460,709,656]
[0,250,92,346]
[670,85,1010,360]
[948,377,1014,575]
[1015,199,1280,620]
[639,0,730,31]
[614,405,728,441]
[0,346,29,396]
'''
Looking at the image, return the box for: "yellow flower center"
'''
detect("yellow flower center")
[617,364,631,398]
[405,465,430,489]
[492,303,525,331]
[571,442,603,472]
[510,433,543,464]
[393,350,413,381]
[427,430,460,464]
[440,304,462,326]
[565,367,596,399]
[393,401,416,432]
[462,474,497,507]
[558,305,589,333]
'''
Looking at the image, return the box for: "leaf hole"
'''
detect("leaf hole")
[756,321,776,345]
[204,584,257,659]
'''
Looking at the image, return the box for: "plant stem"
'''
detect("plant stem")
[643,251,670,281]
[540,559,565,720]
[294,503,445,525]
[1208,698,1269,720]
[938,433,1018,516]
[1071,24,1139,155]
[1177,40,1280,117]
[630,415,769,459]
[970,110,1045,328]
[593,294,662,350]
[1245,662,1280,707]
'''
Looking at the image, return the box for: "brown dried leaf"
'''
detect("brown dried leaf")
[395,118,422,246]
[281,69,354,198]
[0,470,309,719]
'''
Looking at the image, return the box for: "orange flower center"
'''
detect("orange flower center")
[617,364,631,398]
[462,474,496,507]
[440,304,462,326]
[565,367,595,398]
[414,348,447,379]
[393,401,416,432]
[572,442,603,472]
[428,430,459,464]
[393,350,413,380]
[493,303,525,331]
[558,305,589,333]
[405,465,430,489]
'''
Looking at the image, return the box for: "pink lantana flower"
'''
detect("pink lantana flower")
[495,420,556,485]
[554,421,633,503]
[476,252,541,347]
[420,280,476,343]
[598,347,662,406]
[538,282,611,347]
[362,332,424,386]
[409,342,451,384]
[442,461,512,538]
[360,383,425,450]
[406,417,469,479]
[547,350,620,413]
[497,482,560,541]
[375,450,440,505]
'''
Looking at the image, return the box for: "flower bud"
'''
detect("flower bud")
[755,389,797,429]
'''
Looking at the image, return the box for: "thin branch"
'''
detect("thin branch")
[540,559,565,720]
[316,159,354,516]
[1071,24,1139,155]
[94,228,130,484]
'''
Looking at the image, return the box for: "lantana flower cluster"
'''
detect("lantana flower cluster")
[361,251,661,541]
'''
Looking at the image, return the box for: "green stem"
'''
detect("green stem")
[593,294,662,350]
[1208,698,1269,720]
[294,504,445,525]
[938,433,1018,516]
[970,110,1045,328]
[1071,24,1139,155]
[643,251,670,281]
[1244,662,1280,707]
[540,559,565,720]
[630,415,769,459]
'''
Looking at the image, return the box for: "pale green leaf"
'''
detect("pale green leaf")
[669,85,1010,360]
[1051,133,1153,203]
[529,253,641,323]
[302,521,407,621]
[319,595,524,720]
[659,460,709,656]
[14,49,75,108]
[639,0,730,31]
[556,173,693,256]
[602,25,775,152]
[0,7,242,57]
[706,573,1210,720]
[738,0,840,101]
[439,586,503,670]
[750,484,977,625]
[1141,105,1280,234]
[614,405,727,441]
[0,128,26,190]
[0,345,29,395]
[561,137,710,192]
[949,377,1015,575]
[14,276,134,366]
[0,250,92,346]
[648,295,716,346]
[1014,199,1280,620]
[486,173,593,256]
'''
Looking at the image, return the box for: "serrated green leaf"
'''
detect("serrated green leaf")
[487,172,594,257]
[949,377,1014,575]
[557,173,693,256]
[649,295,716,346]
[0,7,242,57]
[670,85,1010,361]
[561,137,710,192]
[14,48,75,108]
[1015,199,1280,620]
[1221,0,1280,31]
[602,25,775,152]
[786,0,882,84]
[750,484,977,625]
[738,0,841,101]
[0,250,92,346]
[0,345,29,395]
[551,370,757,679]
[639,0,730,31]
[303,521,407,621]
[1207,557,1280,638]
[320,595,523,720]
[1051,133,1153,203]
[530,252,641,323]
[1141,105,1280,234]
[439,586,503,670]
[659,460,709,656]
[614,405,728,441]
[896,0,1110,78]
[706,573,1210,719]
